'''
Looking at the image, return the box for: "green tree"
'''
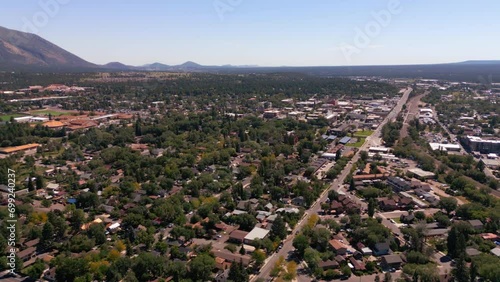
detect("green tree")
[439,197,458,215]
[55,257,89,282]
[368,198,376,218]
[189,254,215,282]
[228,260,249,282]
[292,234,309,258]
[271,215,287,240]
[239,245,246,255]
[251,249,266,267]
[40,222,54,249]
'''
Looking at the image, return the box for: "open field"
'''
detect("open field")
[353,130,374,137]
[29,109,72,116]
[0,114,24,121]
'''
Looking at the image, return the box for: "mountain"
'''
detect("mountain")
[0,26,96,70]
[1,26,500,82]
[141,62,170,71]
[103,62,135,70]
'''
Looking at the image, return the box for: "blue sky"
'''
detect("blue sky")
[1,0,499,66]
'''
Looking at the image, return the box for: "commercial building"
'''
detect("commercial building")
[244,227,270,244]
[387,177,411,192]
[429,143,461,152]
[407,168,436,180]
[463,136,500,154]
[0,143,40,155]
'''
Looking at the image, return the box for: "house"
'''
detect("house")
[490,247,500,257]
[348,257,366,271]
[378,198,398,211]
[400,213,415,224]
[244,227,270,244]
[468,220,484,230]
[372,242,390,256]
[292,196,306,206]
[318,260,339,270]
[17,247,36,261]
[328,239,347,255]
[381,254,403,269]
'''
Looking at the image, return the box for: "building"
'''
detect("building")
[372,242,390,256]
[0,143,40,155]
[381,254,403,270]
[429,143,461,152]
[244,227,270,244]
[328,239,347,255]
[387,177,411,192]
[463,136,500,154]
[407,168,436,180]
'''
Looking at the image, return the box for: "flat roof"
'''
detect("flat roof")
[0,143,40,154]
[244,227,270,241]
[408,168,435,177]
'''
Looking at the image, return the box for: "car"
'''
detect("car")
[188,211,194,215]
[216,234,222,239]
[390,219,396,224]
[167,223,174,228]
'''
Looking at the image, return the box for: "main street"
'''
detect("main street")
[253,88,413,281]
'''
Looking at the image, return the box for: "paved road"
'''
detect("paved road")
[253,88,413,281]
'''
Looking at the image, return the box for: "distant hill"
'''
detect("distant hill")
[0,26,97,70]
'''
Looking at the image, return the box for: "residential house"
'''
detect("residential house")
[372,242,390,256]
[381,254,403,270]
[468,220,484,230]
[328,239,347,255]
[318,260,339,270]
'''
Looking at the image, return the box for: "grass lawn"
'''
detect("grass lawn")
[29,109,71,116]
[354,130,374,137]
[0,114,24,121]
[347,137,366,148]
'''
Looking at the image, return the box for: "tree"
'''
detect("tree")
[439,197,458,215]
[189,254,215,282]
[239,245,246,255]
[341,265,352,277]
[55,257,89,282]
[283,261,297,281]
[40,222,54,249]
[271,216,287,240]
[452,255,469,282]
[228,260,249,282]
[70,209,85,232]
[27,176,34,191]
[251,249,266,267]
[447,226,466,259]
[35,175,44,190]
[87,223,106,245]
[384,272,392,282]
[368,198,376,218]
[292,234,309,257]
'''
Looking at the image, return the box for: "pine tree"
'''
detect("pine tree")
[239,245,246,255]
[27,176,34,191]
[368,198,376,218]
[228,260,249,282]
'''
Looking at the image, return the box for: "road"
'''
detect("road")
[253,88,413,281]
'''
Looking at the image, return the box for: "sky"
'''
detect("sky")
[1,0,499,66]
